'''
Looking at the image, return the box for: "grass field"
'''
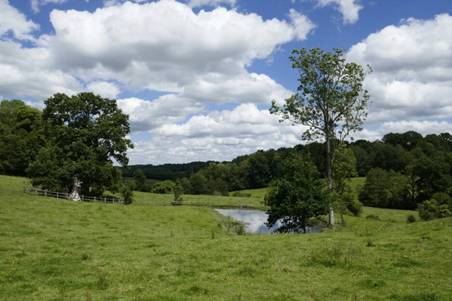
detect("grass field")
[1,175,452,300]
[132,190,266,209]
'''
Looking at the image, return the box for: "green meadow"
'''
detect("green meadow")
[1,175,452,301]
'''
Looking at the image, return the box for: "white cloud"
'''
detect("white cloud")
[117,95,203,132]
[317,0,362,24]
[187,0,236,8]
[381,120,452,136]
[0,0,38,40]
[86,81,120,98]
[289,9,316,40]
[31,0,67,13]
[128,103,306,164]
[40,0,312,92]
[183,72,292,104]
[347,14,452,123]
[0,40,81,99]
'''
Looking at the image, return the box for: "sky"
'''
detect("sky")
[1,0,452,164]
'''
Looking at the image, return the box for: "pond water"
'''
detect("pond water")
[215,209,321,234]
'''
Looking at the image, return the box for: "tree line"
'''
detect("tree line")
[125,130,452,211]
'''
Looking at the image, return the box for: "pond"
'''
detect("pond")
[215,208,321,234]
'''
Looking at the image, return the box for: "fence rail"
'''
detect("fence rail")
[24,187,123,204]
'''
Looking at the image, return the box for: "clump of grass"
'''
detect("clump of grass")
[230,191,252,198]
[309,242,362,268]
[366,239,375,247]
[222,217,245,235]
[96,272,108,290]
[366,214,381,221]
[406,214,416,223]
[389,292,440,301]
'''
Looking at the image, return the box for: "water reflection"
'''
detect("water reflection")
[215,209,321,234]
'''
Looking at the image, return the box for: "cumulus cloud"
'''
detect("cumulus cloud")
[128,103,306,164]
[40,0,312,92]
[348,14,452,123]
[0,40,81,99]
[289,9,316,40]
[317,0,362,24]
[187,0,236,8]
[31,0,67,13]
[117,95,204,132]
[0,0,38,40]
[86,81,120,99]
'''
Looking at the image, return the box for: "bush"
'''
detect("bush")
[150,180,175,194]
[340,187,362,216]
[406,214,416,223]
[417,192,452,221]
[121,184,134,205]
[365,214,380,221]
[172,182,183,205]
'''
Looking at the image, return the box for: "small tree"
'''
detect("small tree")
[173,181,184,205]
[121,183,134,205]
[270,48,370,225]
[265,155,328,233]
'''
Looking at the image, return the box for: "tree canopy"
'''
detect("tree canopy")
[265,155,328,232]
[28,93,133,196]
[0,100,44,176]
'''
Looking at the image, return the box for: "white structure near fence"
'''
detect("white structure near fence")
[24,187,123,204]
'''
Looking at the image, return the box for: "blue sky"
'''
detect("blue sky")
[1,0,452,164]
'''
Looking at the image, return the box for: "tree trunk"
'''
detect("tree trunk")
[326,135,335,226]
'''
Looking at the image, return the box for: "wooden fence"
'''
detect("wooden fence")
[24,187,123,204]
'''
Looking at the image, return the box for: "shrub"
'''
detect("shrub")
[406,214,416,223]
[150,180,175,194]
[365,214,380,221]
[121,184,134,205]
[340,187,362,216]
[418,192,452,221]
[172,182,183,205]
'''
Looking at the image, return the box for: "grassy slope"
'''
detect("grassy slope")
[1,175,452,301]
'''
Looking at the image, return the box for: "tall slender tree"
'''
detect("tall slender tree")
[270,48,370,225]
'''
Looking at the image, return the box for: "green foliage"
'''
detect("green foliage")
[418,193,452,221]
[406,214,416,223]
[150,180,175,194]
[270,48,370,199]
[189,173,208,194]
[270,48,370,143]
[133,169,148,192]
[27,93,132,196]
[0,100,44,176]
[359,168,414,209]
[265,155,328,232]
[337,186,362,217]
[173,181,183,204]
[121,183,134,205]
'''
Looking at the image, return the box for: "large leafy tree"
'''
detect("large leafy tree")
[0,100,44,176]
[265,155,328,233]
[28,93,133,196]
[270,48,370,224]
